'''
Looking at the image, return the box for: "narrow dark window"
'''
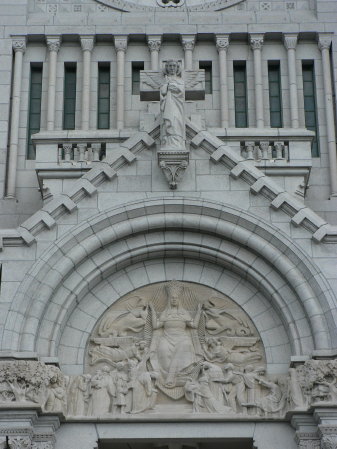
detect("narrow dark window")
[268,62,283,128]
[199,61,212,94]
[27,64,43,159]
[132,61,144,95]
[302,62,319,157]
[233,62,248,128]
[97,63,110,129]
[63,63,77,130]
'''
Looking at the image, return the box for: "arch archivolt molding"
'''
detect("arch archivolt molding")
[2,198,335,359]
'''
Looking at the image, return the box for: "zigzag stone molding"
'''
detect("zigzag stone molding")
[0,121,336,249]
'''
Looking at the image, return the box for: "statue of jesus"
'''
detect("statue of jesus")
[160,60,185,151]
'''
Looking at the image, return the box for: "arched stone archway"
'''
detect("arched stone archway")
[3,198,336,361]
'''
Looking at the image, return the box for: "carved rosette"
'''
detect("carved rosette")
[46,37,61,53]
[250,34,264,51]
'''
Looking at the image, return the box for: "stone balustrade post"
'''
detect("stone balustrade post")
[250,34,265,128]
[6,36,26,199]
[245,141,255,160]
[147,35,162,71]
[318,34,337,197]
[114,36,128,130]
[260,141,269,160]
[46,36,61,131]
[284,34,299,129]
[80,36,94,131]
[216,34,229,128]
[181,35,195,70]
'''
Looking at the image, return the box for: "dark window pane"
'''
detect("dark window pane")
[302,62,319,157]
[268,63,282,128]
[132,61,144,95]
[97,64,110,129]
[234,63,247,128]
[199,61,212,94]
[27,64,43,159]
[63,64,77,130]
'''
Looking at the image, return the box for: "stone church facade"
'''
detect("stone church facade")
[0,0,337,448]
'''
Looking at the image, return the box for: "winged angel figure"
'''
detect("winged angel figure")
[141,60,204,151]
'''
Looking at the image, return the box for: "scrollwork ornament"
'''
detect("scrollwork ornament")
[148,39,161,53]
[321,435,337,449]
[250,35,264,50]
[284,34,298,50]
[12,39,26,53]
[114,38,128,53]
[182,37,195,52]
[216,36,229,52]
[8,437,32,449]
[46,37,61,53]
[318,37,332,52]
[80,37,94,52]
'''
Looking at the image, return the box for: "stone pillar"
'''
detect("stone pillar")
[284,34,299,129]
[216,34,230,128]
[250,34,265,128]
[46,36,61,131]
[114,36,128,130]
[315,408,337,449]
[6,37,26,199]
[80,36,94,131]
[181,35,195,70]
[318,34,337,197]
[291,415,320,449]
[147,35,161,71]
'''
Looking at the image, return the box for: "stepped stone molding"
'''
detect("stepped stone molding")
[2,198,336,357]
[0,120,337,248]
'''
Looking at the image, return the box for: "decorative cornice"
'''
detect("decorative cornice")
[114,36,128,53]
[250,34,264,50]
[80,36,95,52]
[147,35,161,52]
[215,35,229,52]
[46,36,61,53]
[181,35,196,51]
[12,37,26,53]
[284,33,298,50]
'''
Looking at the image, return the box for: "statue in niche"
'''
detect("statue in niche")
[147,281,204,396]
[160,60,185,151]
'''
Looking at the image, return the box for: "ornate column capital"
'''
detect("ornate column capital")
[80,35,95,52]
[147,35,162,52]
[46,35,61,53]
[114,36,128,53]
[12,37,26,53]
[283,33,298,50]
[318,34,332,51]
[215,34,230,52]
[250,33,264,50]
[181,35,196,51]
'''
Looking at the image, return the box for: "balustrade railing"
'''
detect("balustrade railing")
[58,142,105,164]
[241,140,289,161]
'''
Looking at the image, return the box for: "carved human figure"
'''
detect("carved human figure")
[200,361,226,404]
[67,374,91,416]
[128,359,159,414]
[44,374,66,413]
[203,337,262,366]
[88,366,115,415]
[287,367,305,409]
[149,281,203,388]
[160,60,185,150]
[222,363,246,413]
[243,377,286,415]
[184,376,232,414]
[112,362,129,414]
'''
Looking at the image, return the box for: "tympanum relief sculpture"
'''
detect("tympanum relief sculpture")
[1,283,336,421]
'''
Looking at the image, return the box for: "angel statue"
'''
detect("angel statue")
[160,60,185,151]
[147,281,204,398]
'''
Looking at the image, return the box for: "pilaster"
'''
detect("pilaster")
[250,33,264,128]
[114,36,128,130]
[181,35,195,70]
[216,34,230,128]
